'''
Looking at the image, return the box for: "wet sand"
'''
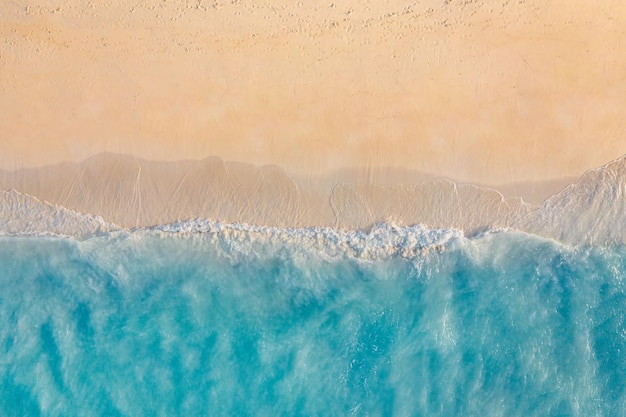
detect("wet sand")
[0,153,563,231]
[1,153,625,246]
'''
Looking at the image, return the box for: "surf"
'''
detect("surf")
[1,228,625,415]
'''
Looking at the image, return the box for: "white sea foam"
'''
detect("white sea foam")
[150,219,464,261]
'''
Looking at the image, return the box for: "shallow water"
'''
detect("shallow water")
[1,228,625,416]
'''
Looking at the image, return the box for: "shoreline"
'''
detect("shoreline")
[0,152,625,245]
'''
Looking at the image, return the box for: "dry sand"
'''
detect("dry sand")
[2,0,626,188]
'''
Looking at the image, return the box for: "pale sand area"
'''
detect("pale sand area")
[1,0,626,187]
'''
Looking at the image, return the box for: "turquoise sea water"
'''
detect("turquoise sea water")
[1,227,625,416]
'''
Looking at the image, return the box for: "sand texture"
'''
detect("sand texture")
[1,0,626,186]
[0,153,525,230]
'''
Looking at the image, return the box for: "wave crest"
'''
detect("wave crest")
[150,220,464,261]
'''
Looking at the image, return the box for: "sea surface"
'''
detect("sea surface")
[1,223,625,416]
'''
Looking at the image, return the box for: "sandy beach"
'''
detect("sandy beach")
[1,0,626,233]
[4,3,626,412]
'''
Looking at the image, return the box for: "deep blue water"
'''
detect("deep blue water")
[1,229,625,416]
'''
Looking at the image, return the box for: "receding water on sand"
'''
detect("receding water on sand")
[1,226,625,416]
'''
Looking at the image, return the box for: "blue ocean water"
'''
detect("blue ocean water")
[1,227,625,416]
